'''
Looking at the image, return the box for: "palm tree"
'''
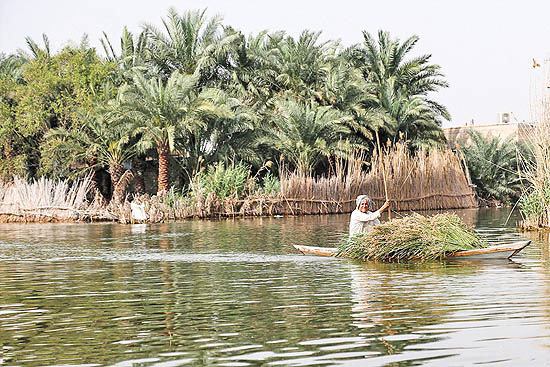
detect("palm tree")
[227,30,282,109]
[119,71,233,193]
[460,131,523,203]
[228,30,359,168]
[42,106,135,202]
[258,97,353,174]
[315,57,384,147]
[377,81,446,149]
[101,26,149,83]
[175,91,259,177]
[143,7,239,84]
[229,30,335,105]
[354,30,450,146]
[273,30,333,100]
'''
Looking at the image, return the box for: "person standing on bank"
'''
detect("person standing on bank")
[349,195,391,237]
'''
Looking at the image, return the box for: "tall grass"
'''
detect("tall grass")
[519,67,550,228]
[0,176,91,210]
[0,176,92,220]
[261,172,281,195]
[117,161,281,223]
[279,142,477,213]
[519,131,550,228]
[0,146,476,223]
[190,161,250,200]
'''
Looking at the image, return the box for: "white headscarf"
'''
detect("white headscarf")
[355,195,373,210]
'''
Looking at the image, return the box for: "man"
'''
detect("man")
[349,195,390,237]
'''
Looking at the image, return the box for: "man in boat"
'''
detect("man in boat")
[349,195,390,237]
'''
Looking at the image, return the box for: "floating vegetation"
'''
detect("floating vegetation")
[338,213,488,261]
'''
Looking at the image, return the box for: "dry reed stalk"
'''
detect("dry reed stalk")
[0,145,476,223]
[0,176,93,220]
[276,143,476,214]
[519,66,550,228]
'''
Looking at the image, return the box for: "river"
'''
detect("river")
[1,208,549,366]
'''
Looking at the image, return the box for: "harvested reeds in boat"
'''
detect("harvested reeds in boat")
[338,213,488,261]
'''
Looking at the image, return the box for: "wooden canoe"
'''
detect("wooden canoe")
[293,240,531,260]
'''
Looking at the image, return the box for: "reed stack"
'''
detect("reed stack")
[364,142,477,212]
[338,213,488,261]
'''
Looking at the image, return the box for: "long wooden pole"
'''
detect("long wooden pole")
[375,130,391,220]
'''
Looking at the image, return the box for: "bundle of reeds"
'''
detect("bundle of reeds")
[279,152,367,214]
[0,176,91,212]
[338,213,487,261]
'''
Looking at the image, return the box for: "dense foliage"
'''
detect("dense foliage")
[460,131,526,204]
[0,8,450,201]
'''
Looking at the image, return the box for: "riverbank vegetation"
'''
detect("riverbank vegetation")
[518,107,550,229]
[0,7,475,222]
[0,142,477,223]
[460,131,527,206]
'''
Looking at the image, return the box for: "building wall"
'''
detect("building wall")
[443,123,533,148]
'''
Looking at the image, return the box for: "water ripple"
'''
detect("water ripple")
[1,209,550,366]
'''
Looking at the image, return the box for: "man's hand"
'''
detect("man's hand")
[380,200,391,212]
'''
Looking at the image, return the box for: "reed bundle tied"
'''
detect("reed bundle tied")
[338,213,487,261]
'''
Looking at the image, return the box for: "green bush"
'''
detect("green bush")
[519,181,550,226]
[192,161,250,200]
[261,172,280,195]
[162,187,186,207]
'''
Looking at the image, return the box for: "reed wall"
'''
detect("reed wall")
[213,143,477,217]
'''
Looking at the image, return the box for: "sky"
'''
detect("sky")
[1,0,549,127]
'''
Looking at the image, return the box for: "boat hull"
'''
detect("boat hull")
[293,240,531,260]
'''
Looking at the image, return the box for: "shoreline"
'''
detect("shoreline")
[0,195,482,224]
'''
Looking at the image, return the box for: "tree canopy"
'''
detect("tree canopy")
[0,7,450,200]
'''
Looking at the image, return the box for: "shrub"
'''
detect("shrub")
[191,161,250,200]
[519,180,550,228]
[261,172,280,195]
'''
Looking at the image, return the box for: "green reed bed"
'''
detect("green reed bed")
[338,213,488,261]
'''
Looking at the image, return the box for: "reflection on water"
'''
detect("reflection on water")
[1,208,550,366]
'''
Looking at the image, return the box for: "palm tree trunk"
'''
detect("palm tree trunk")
[88,157,100,191]
[109,163,124,193]
[157,145,170,194]
[87,157,107,203]
[112,170,134,204]
[132,158,146,195]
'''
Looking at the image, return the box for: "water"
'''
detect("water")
[1,208,549,366]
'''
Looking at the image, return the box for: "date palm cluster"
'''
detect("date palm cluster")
[0,8,449,202]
